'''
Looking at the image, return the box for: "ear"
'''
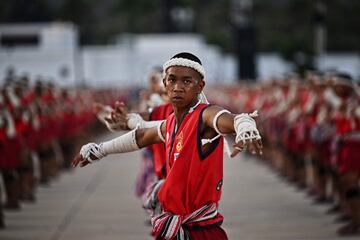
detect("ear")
[198,79,205,93]
[162,78,167,87]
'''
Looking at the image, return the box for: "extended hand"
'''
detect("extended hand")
[104,101,129,130]
[71,153,91,168]
[230,138,263,158]
[92,102,108,115]
[72,143,104,168]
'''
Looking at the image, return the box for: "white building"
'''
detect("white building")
[82,34,237,87]
[1,23,359,88]
[315,54,360,79]
[0,22,79,86]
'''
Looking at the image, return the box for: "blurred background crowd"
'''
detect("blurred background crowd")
[0,0,359,237]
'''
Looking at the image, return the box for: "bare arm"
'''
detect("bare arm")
[94,101,157,131]
[136,124,164,147]
[72,120,166,168]
[202,105,263,157]
[202,105,235,133]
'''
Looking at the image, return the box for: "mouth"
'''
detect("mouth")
[171,96,184,101]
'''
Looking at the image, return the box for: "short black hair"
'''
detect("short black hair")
[171,52,202,65]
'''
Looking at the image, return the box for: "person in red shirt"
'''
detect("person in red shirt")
[99,100,173,180]
[148,103,173,179]
[73,52,262,240]
[93,68,172,187]
[330,73,360,236]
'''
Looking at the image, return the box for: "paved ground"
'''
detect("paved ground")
[1,133,358,240]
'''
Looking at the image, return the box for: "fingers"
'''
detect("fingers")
[92,102,105,114]
[111,111,127,123]
[105,111,126,123]
[254,139,263,155]
[230,148,240,158]
[71,154,83,168]
[231,138,263,158]
[71,153,93,168]
[104,111,128,130]
[114,101,128,116]
[80,160,90,167]
[247,139,263,155]
[231,141,246,158]
[247,141,256,155]
[104,116,114,124]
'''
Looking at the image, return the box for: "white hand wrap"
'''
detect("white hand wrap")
[127,113,145,129]
[79,129,140,164]
[80,143,105,163]
[127,113,164,130]
[234,110,261,143]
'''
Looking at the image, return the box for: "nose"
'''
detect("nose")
[173,80,184,92]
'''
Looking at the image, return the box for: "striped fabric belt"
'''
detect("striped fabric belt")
[151,203,218,240]
[143,179,165,215]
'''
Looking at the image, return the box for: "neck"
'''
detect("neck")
[173,98,200,125]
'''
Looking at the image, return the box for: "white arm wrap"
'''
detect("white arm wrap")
[234,110,261,143]
[213,109,231,135]
[202,109,231,146]
[127,113,164,130]
[100,129,139,155]
[157,120,165,142]
[79,129,139,163]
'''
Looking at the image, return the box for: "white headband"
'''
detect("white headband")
[163,57,205,79]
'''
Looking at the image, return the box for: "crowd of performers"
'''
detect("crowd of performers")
[206,71,360,236]
[92,68,359,237]
[92,67,171,200]
[1,63,359,238]
[0,73,129,229]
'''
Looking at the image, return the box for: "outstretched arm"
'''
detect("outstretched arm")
[202,105,263,157]
[72,120,166,168]
[93,101,160,131]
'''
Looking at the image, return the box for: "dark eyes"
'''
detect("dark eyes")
[166,78,192,86]
[184,79,191,85]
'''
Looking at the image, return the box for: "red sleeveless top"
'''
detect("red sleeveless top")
[158,104,224,218]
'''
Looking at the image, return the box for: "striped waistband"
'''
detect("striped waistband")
[151,203,219,240]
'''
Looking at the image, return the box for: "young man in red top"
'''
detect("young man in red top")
[73,52,262,240]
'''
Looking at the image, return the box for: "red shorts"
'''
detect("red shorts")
[188,226,228,240]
